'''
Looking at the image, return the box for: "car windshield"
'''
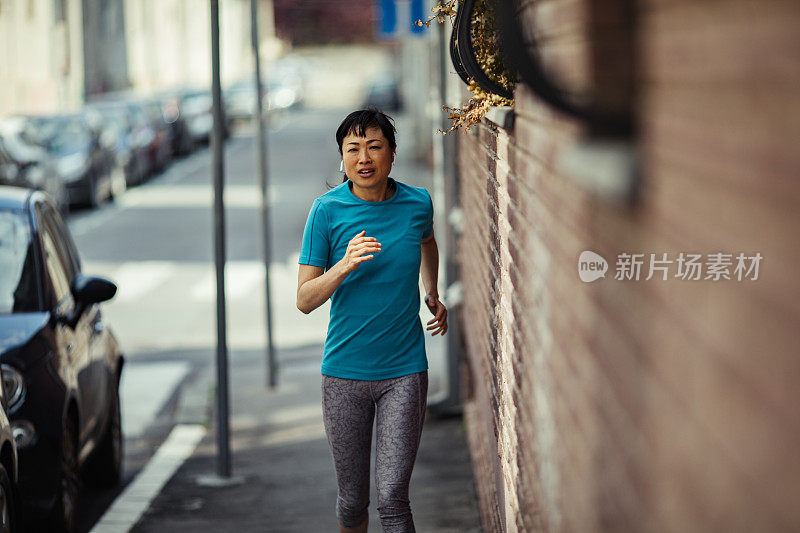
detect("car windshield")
[0,209,38,314]
[0,128,39,164]
[27,116,90,155]
[92,106,129,132]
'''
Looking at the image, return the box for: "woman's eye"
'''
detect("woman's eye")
[348,148,357,152]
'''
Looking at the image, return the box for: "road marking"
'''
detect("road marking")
[90,424,206,533]
[190,261,264,301]
[110,262,175,303]
[115,184,276,209]
[120,361,193,438]
[82,257,330,352]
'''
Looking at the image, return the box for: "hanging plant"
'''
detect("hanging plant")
[417,0,515,132]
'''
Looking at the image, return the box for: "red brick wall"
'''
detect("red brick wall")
[457,0,800,530]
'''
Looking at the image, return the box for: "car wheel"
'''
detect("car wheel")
[48,417,79,533]
[85,382,122,488]
[0,463,16,533]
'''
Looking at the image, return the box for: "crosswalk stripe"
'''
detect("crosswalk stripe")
[82,257,331,352]
[116,184,276,209]
[110,261,175,303]
[189,262,264,302]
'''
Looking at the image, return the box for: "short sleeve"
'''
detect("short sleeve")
[299,199,330,267]
[421,190,434,240]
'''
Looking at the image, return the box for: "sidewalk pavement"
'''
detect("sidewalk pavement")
[128,345,482,532]
[108,109,481,532]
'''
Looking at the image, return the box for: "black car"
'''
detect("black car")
[84,101,151,187]
[91,92,177,176]
[18,114,114,208]
[179,89,219,145]
[0,186,124,531]
[154,89,196,156]
[0,121,68,214]
[363,75,402,112]
[137,97,174,173]
[0,367,19,532]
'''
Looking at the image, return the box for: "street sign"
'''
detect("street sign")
[377,0,427,39]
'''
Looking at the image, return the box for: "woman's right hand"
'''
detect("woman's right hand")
[339,230,381,273]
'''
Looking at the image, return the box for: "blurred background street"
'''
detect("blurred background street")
[65,45,462,530]
[1,0,471,529]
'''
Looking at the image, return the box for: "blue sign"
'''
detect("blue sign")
[379,0,397,37]
[377,0,428,38]
[410,0,425,34]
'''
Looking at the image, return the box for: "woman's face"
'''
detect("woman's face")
[342,126,394,189]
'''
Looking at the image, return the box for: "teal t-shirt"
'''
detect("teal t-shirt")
[299,178,433,380]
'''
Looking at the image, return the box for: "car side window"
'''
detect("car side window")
[47,207,81,276]
[38,207,76,307]
[0,209,39,314]
[41,225,71,305]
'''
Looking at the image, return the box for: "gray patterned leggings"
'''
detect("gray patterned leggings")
[321,371,428,532]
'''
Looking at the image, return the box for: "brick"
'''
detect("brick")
[460,2,800,527]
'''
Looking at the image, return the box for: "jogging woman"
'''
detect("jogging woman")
[296,109,447,532]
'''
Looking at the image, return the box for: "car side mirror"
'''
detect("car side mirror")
[72,274,117,304]
[65,274,117,328]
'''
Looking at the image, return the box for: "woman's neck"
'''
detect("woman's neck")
[350,178,394,202]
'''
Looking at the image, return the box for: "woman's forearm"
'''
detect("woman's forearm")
[297,262,349,314]
[420,238,439,297]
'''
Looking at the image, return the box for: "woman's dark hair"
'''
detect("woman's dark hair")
[335,108,397,156]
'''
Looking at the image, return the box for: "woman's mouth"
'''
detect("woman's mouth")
[357,169,375,178]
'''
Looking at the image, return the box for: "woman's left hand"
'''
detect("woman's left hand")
[424,295,448,336]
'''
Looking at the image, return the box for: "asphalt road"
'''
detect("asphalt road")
[68,109,344,531]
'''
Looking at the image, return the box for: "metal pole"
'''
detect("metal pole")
[430,7,463,416]
[250,0,277,389]
[210,0,231,478]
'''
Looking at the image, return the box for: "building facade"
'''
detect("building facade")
[0,0,85,114]
[456,0,800,530]
[0,0,268,115]
[123,0,263,92]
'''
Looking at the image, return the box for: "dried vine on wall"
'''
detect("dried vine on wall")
[417,0,515,132]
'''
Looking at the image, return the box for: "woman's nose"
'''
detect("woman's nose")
[358,148,371,162]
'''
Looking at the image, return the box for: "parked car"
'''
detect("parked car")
[224,77,298,122]
[0,186,124,532]
[0,368,19,532]
[154,89,197,156]
[84,101,150,187]
[363,75,402,112]
[17,114,114,208]
[138,97,174,172]
[271,56,309,107]
[0,121,68,213]
[88,93,173,178]
[179,89,228,144]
